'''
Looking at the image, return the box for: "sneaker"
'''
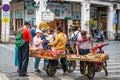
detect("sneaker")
[35,69,42,73]
[63,72,69,75]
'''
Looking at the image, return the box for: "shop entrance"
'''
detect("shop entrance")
[48,19,68,35]
[15,19,23,30]
[90,5,107,38]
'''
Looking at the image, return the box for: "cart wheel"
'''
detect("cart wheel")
[67,60,76,73]
[86,62,95,80]
[87,67,95,80]
[46,68,57,76]
[46,60,57,76]
[87,70,95,80]
[103,61,108,76]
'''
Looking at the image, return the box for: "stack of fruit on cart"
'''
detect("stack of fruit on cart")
[67,52,109,62]
[40,50,66,59]
[67,54,86,60]
[86,52,109,62]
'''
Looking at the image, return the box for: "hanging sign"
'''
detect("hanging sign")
[42,9,54,22]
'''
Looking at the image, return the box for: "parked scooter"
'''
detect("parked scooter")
[95,33,104,42]
[95,30,104,42]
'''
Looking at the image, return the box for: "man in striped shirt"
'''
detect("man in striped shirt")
[76,30,93,76]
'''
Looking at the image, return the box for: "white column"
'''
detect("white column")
[34,0,47,27]
[81,2,90,32]
[107,6,115,40]
[1,0,11,42]
[68,20,72,35]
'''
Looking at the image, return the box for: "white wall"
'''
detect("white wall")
[24,1,36,27]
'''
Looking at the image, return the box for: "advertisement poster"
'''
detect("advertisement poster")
[47,2,72,19]
[72,11,81,20]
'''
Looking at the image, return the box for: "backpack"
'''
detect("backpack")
[15,30,25,47]
[71,32,79,44]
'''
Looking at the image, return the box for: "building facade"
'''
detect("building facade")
[1,0,120,42]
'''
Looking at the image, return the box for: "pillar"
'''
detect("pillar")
[81,1,90,32]
[107,5,115,40]
[68,20,72,35]
[1,0,11,42]
[34,0,47,27]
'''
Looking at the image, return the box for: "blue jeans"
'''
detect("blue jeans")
[34,58,41,69]
[44,59,49,65]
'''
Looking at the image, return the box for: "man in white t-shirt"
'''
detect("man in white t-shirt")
[70,26,81,40]
[70,26,81,53]
[76,30,93,76]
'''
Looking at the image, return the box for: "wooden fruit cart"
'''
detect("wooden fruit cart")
[67,52,109,62]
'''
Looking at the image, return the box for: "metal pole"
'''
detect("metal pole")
[5,22,6,42]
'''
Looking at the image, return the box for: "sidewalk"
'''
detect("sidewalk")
[0,36,15,44]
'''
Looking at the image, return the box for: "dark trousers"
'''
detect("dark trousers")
[79,48,90,74]
[60,57,67,73]
[18,42,29,75]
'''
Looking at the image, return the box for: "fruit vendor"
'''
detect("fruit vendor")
[48,26,69,75]
[76,30,93,76]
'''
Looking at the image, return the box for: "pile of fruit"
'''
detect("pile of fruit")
[67,53,109,62]
[87,52,109,61]
[67,54,86,60]
[40,50,66,59]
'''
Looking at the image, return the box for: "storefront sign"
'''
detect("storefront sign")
[72,12,81,20]
[31,18,35,21]
[15,10,23,19]
[47,2,72,19]
[114,14,118,24]
[24,1,36,23]
[42,10,54,21]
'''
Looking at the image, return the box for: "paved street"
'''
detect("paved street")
[0,41,120,80]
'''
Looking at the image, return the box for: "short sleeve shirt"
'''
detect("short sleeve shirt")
[76,34,91,49]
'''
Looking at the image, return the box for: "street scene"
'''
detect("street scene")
[0,0,120,80]
[0,41,120,80]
